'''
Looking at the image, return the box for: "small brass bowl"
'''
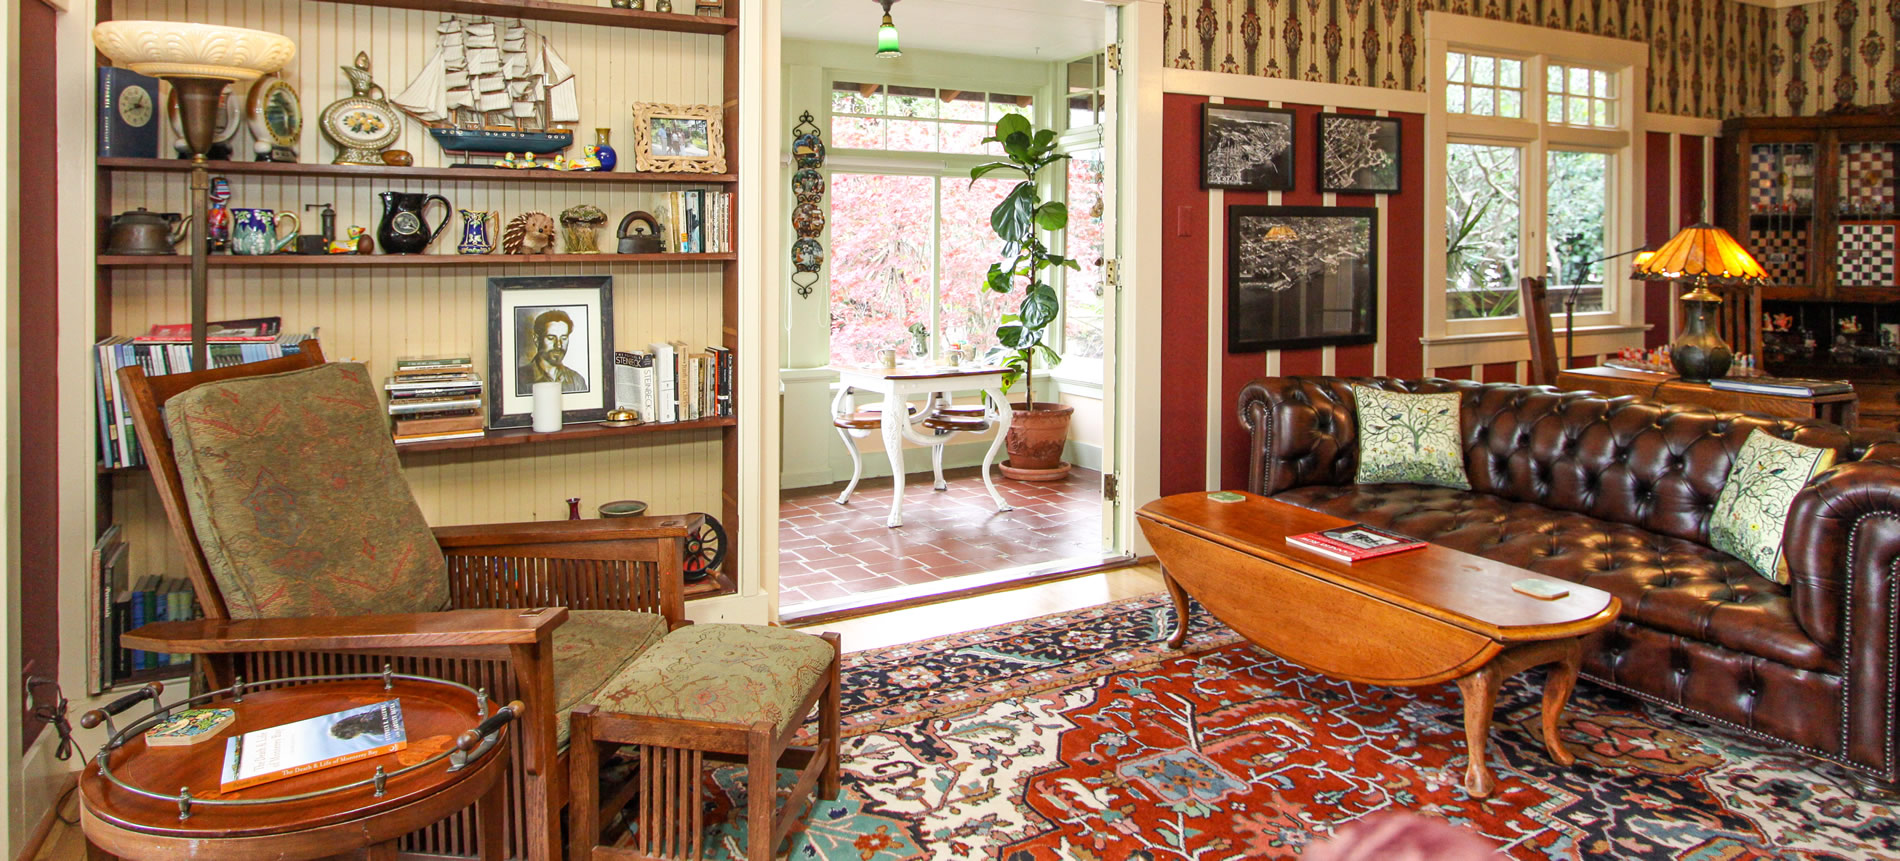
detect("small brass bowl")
[598,499,649,518]
[600,408,641,428]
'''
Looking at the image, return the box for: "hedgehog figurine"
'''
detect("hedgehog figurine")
[503,211,558,255]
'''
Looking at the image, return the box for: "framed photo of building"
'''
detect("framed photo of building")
[632,102,727,174]
[487,275,615,428]
[1227,205,1379,351]
[1201,104,1295,191]
[1318,113,1401,193]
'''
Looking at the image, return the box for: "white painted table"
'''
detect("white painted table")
[830,365,1014,527]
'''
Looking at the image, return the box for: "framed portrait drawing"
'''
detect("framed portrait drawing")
[1201,104,1294,191]
[1227,205,1379,352]
[487,275,615,428]
[631,102,727,174]
[1318,113,1401,193]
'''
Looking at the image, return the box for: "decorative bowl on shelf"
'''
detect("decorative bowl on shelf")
[91,21,295,82]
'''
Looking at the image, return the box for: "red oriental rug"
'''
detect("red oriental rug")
[662,593,1899,859]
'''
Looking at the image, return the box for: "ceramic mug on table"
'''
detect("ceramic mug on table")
[877,348,897,369]
[230,208,300,255]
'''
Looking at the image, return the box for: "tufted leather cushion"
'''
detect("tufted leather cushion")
[167,362,449,619]
[1274,484,1835,673]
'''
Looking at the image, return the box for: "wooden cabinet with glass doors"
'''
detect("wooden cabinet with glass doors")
[1718,112,1900,429]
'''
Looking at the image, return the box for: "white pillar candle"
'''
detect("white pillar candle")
[532,381,563,432]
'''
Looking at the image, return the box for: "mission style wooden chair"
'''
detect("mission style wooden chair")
[116,342,690,861]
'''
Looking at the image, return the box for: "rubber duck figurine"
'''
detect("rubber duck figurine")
[569,146,601,171]
[547,154,570,172]
[328,225,369,254]
[518,152,537,170]
[498,152,519,169]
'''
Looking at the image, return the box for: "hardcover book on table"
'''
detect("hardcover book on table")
[1286,523,1425,562]
[220,699,408,793]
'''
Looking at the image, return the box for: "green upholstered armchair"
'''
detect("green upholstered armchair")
[116,342,689,861]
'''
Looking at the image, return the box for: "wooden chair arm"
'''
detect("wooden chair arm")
[121,607,569,654]
[433,515,697,548]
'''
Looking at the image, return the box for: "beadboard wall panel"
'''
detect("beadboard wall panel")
[105,0,730,580]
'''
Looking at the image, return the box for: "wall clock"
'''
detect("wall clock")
[246,74,302,162]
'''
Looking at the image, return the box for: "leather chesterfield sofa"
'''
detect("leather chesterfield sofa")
[1240,375,1900,785]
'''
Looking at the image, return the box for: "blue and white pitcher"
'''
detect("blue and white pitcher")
[458,209,500,255]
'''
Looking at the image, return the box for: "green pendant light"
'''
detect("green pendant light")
[876,0,901,58]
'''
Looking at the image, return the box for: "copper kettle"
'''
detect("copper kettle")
[104,208,191,255]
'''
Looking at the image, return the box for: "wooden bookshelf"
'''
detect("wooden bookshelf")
[99,253,736,267]
[100,157,736,185]
[308,0,736,33]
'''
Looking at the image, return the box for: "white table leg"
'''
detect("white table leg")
[981,387,1013,512]
[881,392,907,527]
[831,386,862,504]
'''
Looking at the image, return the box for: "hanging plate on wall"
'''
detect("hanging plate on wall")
[792,237,825,272]
[792,168,826,199]
[790,111,827,298]
[792,200,826,237]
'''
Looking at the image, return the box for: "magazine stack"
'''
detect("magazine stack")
[387,356,485,444]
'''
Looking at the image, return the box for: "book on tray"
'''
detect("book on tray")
[1286,523,1426,562]
[1707,376,1852,396]
[94,324,316,469]
[219,699,408,792]
[387,357,484,444]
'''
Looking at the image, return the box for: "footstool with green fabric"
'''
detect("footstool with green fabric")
[568,623,842,861]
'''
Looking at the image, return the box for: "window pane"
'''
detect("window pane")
[1594,70,1612,97]
[1592,99,1610,127]
[887,85,937,118]
[939,122,989,155]
[1499,89,1521,118]
[941,91,988,121]
[887,119,938,152]
[1547,94,1565,123]
[1472,55,1495,85]
[1569,66,1591,96]
[938,177,1018,361]
[990,93,1033,122]
[1447,52,1466,82]
[1069,94,1096,129]
[1446,143,1522,319]
[831,116,885,149]
[1547,150,1610,313]
[1064,151,1107,361]
[830,174,934,366]
[1447,85,1466,113]
[1499,58,1522,88]
[1547,65,1564,92]
[1471,87,1494,116]
[1568,97,1590,126]
[1067,56,1100,92]
[831,81,882,115]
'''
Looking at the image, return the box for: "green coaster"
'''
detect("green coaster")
[1207,491,1245,503]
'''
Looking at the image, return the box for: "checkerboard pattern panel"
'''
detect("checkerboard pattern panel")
[1753,226,1807,283]
[1750,146,1779,212]
[1839,143,1896,214]
[1838,222,1897,287]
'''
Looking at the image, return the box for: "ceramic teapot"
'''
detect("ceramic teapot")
[616,210,664,254]
[377,191,451,255]
[104,208,191,256]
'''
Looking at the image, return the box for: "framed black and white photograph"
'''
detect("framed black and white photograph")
[487,275,615,428]
[1201,104,1295,191]
[1318,113,1401,193]
[1227,205,1378,352]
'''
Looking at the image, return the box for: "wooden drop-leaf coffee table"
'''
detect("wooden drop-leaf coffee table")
[1137,492,1620,797]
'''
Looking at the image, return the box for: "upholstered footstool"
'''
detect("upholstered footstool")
[568,624,841,861]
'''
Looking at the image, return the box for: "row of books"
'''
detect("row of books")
[116,572,198,676]
[664,190,733,254]
[94,318,314,468]
[387,356,485,445]
[615,343,734,424]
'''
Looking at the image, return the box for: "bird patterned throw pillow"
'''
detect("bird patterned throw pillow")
[1352,385,1471,490]
[1709,429,1836,583]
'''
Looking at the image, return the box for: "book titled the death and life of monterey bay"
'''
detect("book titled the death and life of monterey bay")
[219,699,407,792]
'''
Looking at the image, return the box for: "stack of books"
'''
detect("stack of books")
[1708,376,1853,396]
[615,343,734,424]
[115,573,196,675]
[94,318,315,469]
[663,190,733,254]
[387,357,485,445]
[1285,523,1426,563]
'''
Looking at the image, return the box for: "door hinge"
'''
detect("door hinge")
[1104,258,1122,291]
[1105,44,1122,73]
[1103,473,1119,502]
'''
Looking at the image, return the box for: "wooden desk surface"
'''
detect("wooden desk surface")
[1555,365,1859,426]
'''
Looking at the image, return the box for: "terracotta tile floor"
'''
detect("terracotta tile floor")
[778,465,1104,608]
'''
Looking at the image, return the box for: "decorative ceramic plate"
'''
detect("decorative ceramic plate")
[792,200,826,237]
[792,132,826,169]
[792,168,826,198]
[246,75,302,148]
[791,237,825,272]
[319,94,402,165]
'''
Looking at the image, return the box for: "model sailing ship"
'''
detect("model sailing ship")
[391,17,577,156]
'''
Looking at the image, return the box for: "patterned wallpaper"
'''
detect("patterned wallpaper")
[1164,0,1900,118]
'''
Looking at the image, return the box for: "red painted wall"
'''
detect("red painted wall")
[19,0,58,749]
[1159,93,1210,496]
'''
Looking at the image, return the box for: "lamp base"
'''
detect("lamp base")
[1671,296,1732,383]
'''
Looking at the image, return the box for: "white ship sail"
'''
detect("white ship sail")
[392,14,578,147]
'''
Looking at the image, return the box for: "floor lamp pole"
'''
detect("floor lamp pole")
[170,76,228,372]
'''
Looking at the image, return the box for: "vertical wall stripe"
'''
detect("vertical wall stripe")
[1643,130,1674,349]
[1384,111,1426,379]
[1158,93,1210,497]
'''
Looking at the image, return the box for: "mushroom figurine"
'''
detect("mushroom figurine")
[560,204,608,254]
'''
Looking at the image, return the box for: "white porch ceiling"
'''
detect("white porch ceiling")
[780,0,1109,61]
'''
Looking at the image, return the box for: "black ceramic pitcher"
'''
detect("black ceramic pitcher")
[377,192,451,255]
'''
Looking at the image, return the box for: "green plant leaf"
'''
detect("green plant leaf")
[1034,201,1069,231]
[969,161,1023,182]
[991,182,1037,242]
[1032,129,1058,155]
[1002,131,1034,162]
[1035,343,1061,367]
[996,323,1029,348]
[995,113,1032,141]
[985,263,1014,293]
[1018,282,1059,329]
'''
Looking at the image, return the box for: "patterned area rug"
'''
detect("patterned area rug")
[663,594,1900,859]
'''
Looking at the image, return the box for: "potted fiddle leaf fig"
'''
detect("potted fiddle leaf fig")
[972,113,1078,481]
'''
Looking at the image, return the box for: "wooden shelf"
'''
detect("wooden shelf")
[98,252,735,267]
[308,0,735,33]
[99,157,736,186]
[393,416,735,453]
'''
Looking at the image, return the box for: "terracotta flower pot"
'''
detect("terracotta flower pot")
[1000,402,1074,481]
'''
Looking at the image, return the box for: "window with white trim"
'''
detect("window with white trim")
[1427,17,1643,342]
[829,81,1033,155]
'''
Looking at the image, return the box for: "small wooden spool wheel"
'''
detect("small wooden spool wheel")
[683,514,727,583]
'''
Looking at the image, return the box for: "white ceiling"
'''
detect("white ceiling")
[780,0,1108,61]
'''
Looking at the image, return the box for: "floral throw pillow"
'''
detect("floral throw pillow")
[1352,386,1470,490]
[1709,430,1837,583]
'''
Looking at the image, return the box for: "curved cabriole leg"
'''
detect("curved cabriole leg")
[835,425,863,504]
[1455,663,1502,798]
[1163,566,1192,649]
[1540,640,1583,767]
[932,439,948,491]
